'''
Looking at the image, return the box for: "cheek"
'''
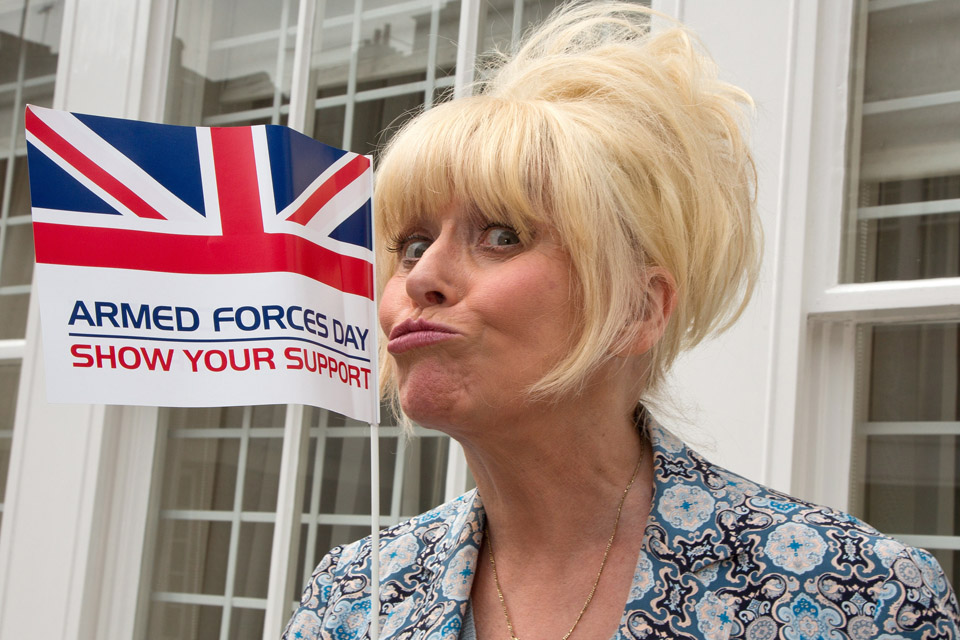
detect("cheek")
[479,265,575,338]
[378,275,407,335]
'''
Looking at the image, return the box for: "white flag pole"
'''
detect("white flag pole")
[369,420,380,640]
[367,157,381,640]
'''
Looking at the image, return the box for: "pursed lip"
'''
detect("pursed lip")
[387,318,460,354]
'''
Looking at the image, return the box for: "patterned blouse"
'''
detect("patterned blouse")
[284,424,960,640]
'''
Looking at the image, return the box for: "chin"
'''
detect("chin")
[398,387,458,432]
[396,367,469,432]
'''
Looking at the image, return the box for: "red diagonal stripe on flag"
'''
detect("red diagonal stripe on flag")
[25,108,167,220]
[286,154,370,226]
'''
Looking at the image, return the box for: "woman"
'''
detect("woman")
[285,3,959,639]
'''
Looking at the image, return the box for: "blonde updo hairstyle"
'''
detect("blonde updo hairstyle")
[375,1,760,415]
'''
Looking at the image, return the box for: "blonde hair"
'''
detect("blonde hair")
[375,1,760,414]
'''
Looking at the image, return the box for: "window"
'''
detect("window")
[850,322,960,585]
[841,0,960,588]
[843,0,960,284]
[0,0,62,533]
[138,2,463,638]
[165,0,298,128]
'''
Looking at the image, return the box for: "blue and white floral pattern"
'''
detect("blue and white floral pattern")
[765,522,828,574]
[658,484,717,532]
[696,590,742,640]
[283,423,960,639]
[440,548,477,600]
[779,593,843,640]
[630,550,656,600]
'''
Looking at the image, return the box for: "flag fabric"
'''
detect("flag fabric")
[26,105,379,422]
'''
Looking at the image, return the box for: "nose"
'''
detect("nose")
[404,234,460,308]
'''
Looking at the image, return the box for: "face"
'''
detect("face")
[378,204,578,432]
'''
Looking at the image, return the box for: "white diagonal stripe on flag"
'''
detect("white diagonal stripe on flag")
[196,126,223,231]
[25,129,143,220]
[31,108,201,222]
[300,168,373,238]
[251,126,277,219]
[276,152,358,223]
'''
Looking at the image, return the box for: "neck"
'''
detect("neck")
[453,388,650,554]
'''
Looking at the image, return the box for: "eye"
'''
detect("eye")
[403,238,431,260]
[387,233,432,266]
[481,226,521,248]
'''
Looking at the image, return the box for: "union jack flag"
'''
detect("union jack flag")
[25,105,374,299]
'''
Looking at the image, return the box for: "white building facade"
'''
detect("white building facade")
[0,1,957,638]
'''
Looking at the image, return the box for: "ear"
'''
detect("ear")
[624,267,677,357]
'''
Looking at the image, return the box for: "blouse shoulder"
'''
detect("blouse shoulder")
[727,480,960,639]
[282,490,481,640]
[646,427,960,639]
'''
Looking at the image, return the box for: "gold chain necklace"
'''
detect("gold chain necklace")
[485,446,645,640]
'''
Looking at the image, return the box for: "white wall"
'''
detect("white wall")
[653,0,831,492]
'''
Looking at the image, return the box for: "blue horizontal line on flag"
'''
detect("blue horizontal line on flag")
[66,332,371,363]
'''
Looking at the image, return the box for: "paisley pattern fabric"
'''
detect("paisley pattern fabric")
[283,424,960,640]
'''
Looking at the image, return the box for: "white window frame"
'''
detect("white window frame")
[792,0,960,517]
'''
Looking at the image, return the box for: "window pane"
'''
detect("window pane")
[0,362,18,430]
[0,156,33,218]
[844,0,960,282]
[308,1,461,150]
[1,219,33,287]
[400,435,449,515]
[160,437,240,511]
[310,1,459,101]
[229,608,266,640]
[862,1,960,102]
[0,362,20,516]
[0,293,28,339]
[312,104,347,148]
[851,322,960,588]
[146,602,222,640]
[314,436,397,515]
[242,436,283,512]
[166,0,297,126]
[0,5,60,150]
[234,522,274,599]
[351,87,425,158]
[863,435,958,536]
[481,0,563,52]
[151,519,232,595]
[167,406,250,430]
[867,323,958,422]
